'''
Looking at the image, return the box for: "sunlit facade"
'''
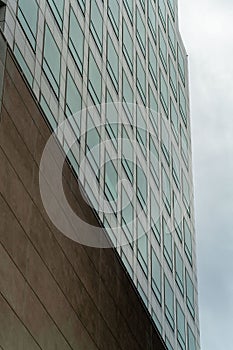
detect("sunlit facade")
[0,0,200,349]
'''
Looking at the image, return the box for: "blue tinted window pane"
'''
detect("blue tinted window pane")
[122,71,133,123]
[122,126,133,181]
[106,91,118,148]
[40,94,58,130]
[123,19,133,72]
[136,55,146,104]
[160,71,168,115]
[175,247,184,294]
[158,0,166,30]
[43,26,61,96]
[47,0,64,29]
[184,219,192,264]
[164,276,174,329]
[14,45,33,87]
[136,7,146,53]
[137,164,147,209]
[108,0,119,35]
[177,302,186,349]
[123,0,133,22]
[105,157,118,203]
[90,0,103,53]
[107,35,119,91]
[151,190,160,243]
[137,222,148,275]
[186,270,195,318]
[151,249,162,303]
[163,218,173,270]
[65,72,82,138]
[69,8,84,73]
[148,0,156,40]
[88,51,102,107]
[149,41,157,88]
[188,326,196,350]
[159,28,167,71]
[18,0,38,49]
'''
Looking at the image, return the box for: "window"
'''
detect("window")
[122,126,134,181]
[77,0,85,14]
[107,35,119,91]
[90,0,103,53]
[159,28,167,71]
[122,70,133,123]
[152,311,162,335]
[178,45,185,85]
[40,94,57,130]
[175,246,184,294]
[139,0,145,12]
[105,156,118,205]
[108,0,119,35]
[149,41,157,88]
[151,249,162,303]
[149,136,159,186]
[121,251,133,278]
[69,8,84,73]
[163,218,173,270]
[137,281,148,306]
[149,87,158,134]
[137,162,147,209]
[137,221,148,276]
[122,187,134,242]
[169,56,177,98]
[182,171,190,213]
[161,120,170,164]
[184,219,192,264]
[158,0,166,30]
[123,19,133,72]
[136,55,146,104]
[47,0,64,30]
[136,7,146,53]
[123,0,133,22]
[103,214,117,246]
[137,106,147,155]
[65,71,82,138]
[148,0,156,40]
[43,26,61,96]
[106,91,118,148]
[164,276,174,329]
[170,99,179,141]
[151,190,161,243]
[172,145,180,187]
[162,167,171,213]
[168,17,176,59]
[166,337,174,350]
[179,84,187,126]
[181,128,189,167]
[85,115,100,179]
[14,45,33,87]
[173,192,182,241]
[188,326,196,350]
[160,70,168,115]
[176,302,186,350]
[168,0,175,20]
[18,0,38,49]
[186,270,195,318]
[88,51,102,108]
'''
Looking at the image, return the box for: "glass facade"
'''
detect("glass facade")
[3,1,200,349]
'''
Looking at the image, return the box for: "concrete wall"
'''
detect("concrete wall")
[0,31,166,350]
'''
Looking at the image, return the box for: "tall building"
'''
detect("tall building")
[0,1,200,350]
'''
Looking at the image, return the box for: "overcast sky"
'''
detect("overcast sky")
[178,1,233,349]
